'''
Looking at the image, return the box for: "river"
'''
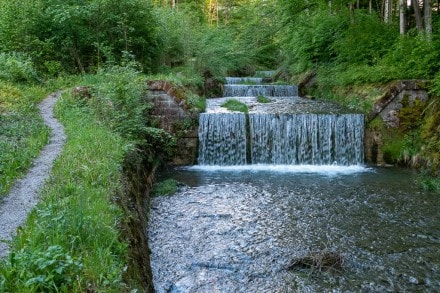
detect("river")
[148,165,439,292]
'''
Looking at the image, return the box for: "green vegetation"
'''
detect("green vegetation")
[0,93,130,291]
[0,0,159,74]
[1,0,439,290]
[257,95,271,103]
[152,179,179,196]
[222,99,249,113]
[0,82,50,195]
[0,65,177,291]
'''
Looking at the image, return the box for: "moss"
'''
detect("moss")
[367,117,385,131]
[398,95,426,132]
[151,179,179,196]
[382,135,405,164]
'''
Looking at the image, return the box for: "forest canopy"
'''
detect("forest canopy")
[0,0,439,86]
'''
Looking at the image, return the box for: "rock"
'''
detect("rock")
[408,276,419,284]
[72,86,91,100]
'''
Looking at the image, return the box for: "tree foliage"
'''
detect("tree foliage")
[0,0,159,73]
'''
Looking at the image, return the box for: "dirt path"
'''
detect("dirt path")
[0,91,65,258]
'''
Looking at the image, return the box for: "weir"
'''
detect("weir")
[223,84,298,97]
[225,77,264,84]
[198,113,247,165]
[198,75,364,166]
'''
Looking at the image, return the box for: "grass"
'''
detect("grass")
[221,99,249,113]
[0,82,50,196]
[257,95,271,103]
[0,93,132,292]
[152,179,179,196]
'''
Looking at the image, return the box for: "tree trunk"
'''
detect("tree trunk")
[400,0,406,34]
[425,0,432,36]
[413,0,423,32]
[349,2,355,24]
[383,0,392,22]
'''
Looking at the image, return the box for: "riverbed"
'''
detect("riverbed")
[148,166,440,292]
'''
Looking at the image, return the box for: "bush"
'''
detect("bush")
[193,27,254,79]
[89,64,150,140]
[381,35,440,79]
[333,12,397,65]
[0,52,39,83]
[282,9,349,73]
[1,246,83,292]
[257,95,271,103]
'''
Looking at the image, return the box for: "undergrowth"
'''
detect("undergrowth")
[0,82,50,196]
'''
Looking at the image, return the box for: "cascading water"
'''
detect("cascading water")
[223,84,298,97]
[198,113,247,165]
[198,75,365,166]
[225,77,264,84]
[249,114,364,165]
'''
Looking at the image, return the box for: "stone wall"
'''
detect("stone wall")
[147,81,199,165]
[365,80,428,165]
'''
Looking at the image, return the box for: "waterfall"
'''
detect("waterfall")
[224,85,298,97]
[225,77,264,84]
[198,113,247,165]
[197,74,364,166]
[249,114,364,165]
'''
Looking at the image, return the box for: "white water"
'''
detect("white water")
[183,164,370,175]
[198,75,364,166]
[249,113,364,165]
[198,113,247,165]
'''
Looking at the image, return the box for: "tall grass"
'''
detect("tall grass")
[0,82,50,196]
[0,93,132,291]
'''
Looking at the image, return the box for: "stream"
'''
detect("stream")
[148,165,440,292]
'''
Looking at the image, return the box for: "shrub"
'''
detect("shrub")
[381,35,440,79]
[282,9,349,73]
[1,246,83,292]
[89,64,150,140]
[0,0,160,73]
[333,12,397,65]
[0,52,39,83]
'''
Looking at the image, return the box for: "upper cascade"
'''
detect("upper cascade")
[223,84,298,97]
[224,73,297,97]
[225,77,264,84]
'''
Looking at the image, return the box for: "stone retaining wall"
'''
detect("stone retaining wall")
[147,81,199,165]
[365,80,429,165]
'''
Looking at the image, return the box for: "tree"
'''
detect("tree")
[413,0,424,32]
[400,0,406,34]
[425,0,432,36]
[0,0,160,73]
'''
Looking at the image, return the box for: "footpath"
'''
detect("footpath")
[0,91,65,257]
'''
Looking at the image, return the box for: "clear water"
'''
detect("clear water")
[148,166,440,292]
